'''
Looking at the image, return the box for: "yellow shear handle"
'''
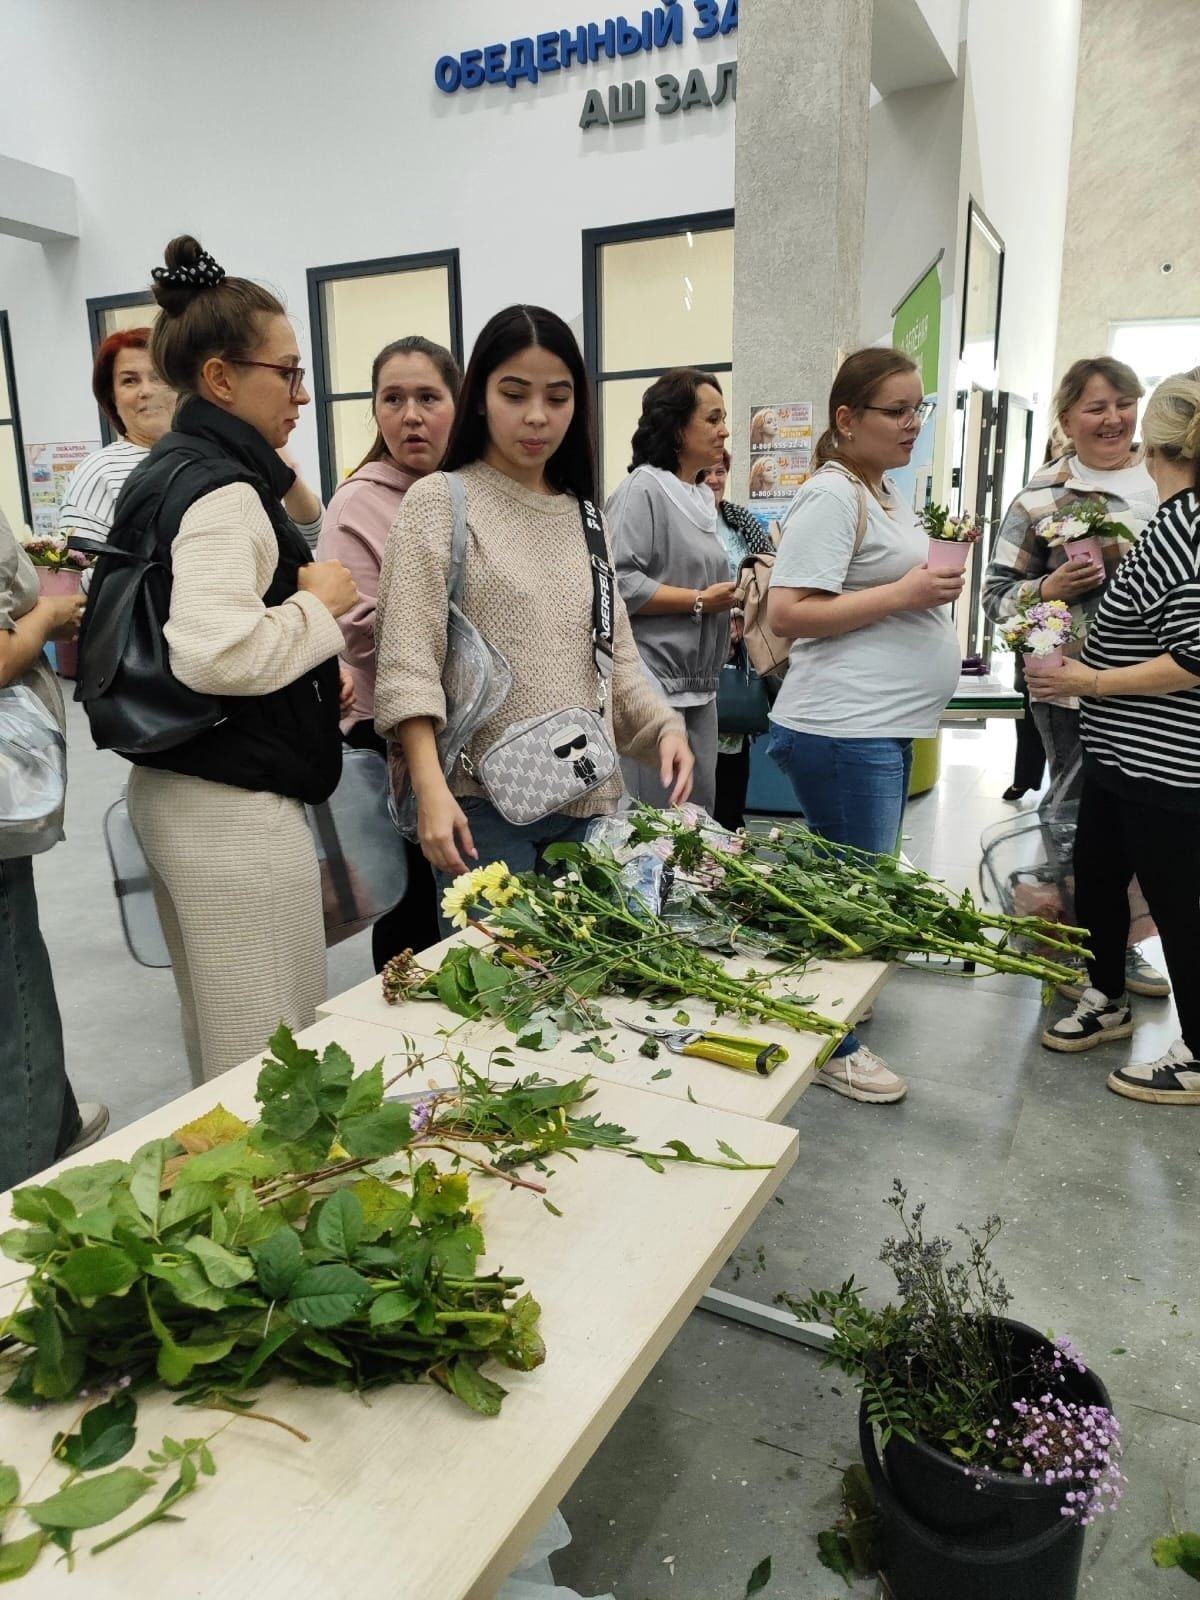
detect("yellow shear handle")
[680,1034,789,1076]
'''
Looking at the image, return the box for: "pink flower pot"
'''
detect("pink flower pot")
[36,566,82,680]
[1063,534,1103,569]
[1023,647,1064,670]
[927,537,970,572]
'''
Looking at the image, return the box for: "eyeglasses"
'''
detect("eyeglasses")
[862,400,937,428]
[230,360,306,399]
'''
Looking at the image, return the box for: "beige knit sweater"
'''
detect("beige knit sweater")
[165,483,346,696]
[374,461,684,815]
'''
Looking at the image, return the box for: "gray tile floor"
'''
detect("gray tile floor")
[35,706,1199,1599]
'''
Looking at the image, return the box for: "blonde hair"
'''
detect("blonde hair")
[1142,371,1200,487]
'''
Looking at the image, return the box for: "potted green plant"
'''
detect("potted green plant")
[788,1183,1122,1600]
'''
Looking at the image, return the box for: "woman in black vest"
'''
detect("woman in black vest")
[122,236,357,1082]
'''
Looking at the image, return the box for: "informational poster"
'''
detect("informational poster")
[25,440,97,537]
[747,401,812,528]
[889,255,942,512]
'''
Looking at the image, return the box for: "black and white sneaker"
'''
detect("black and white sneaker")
[1042,988,1133,1053]
[1108,1041,1200,1104]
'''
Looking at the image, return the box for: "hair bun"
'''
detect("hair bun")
[150,234,226,314]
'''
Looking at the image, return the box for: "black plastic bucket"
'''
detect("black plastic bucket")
[860,1319,1112,1600]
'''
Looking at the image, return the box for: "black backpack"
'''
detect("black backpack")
[70,436,246,755]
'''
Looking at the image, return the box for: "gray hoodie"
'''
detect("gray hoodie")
[606,465,730,697]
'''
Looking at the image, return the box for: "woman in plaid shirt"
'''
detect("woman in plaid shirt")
[983,355,1167,1000]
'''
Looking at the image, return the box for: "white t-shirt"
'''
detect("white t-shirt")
[57,439,149,542]
[1066,458,1159,528]
[768,472,962,739]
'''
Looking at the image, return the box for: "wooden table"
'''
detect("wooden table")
[317,930,892,1125]
[0,1025,796,1600]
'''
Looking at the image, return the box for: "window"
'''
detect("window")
[583,212,734,499]
[307,251,463,501]
[87,292,159,444]
[1110,318,1200,430]
[0,312,32,533]
[959,201,1004,392]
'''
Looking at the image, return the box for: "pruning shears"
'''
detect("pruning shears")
[621,1021,788,1076]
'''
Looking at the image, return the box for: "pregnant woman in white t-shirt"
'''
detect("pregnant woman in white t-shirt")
[766,348,964,1106]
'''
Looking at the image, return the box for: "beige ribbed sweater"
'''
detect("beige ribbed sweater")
[374,461,684,815]
[165,483,345,696]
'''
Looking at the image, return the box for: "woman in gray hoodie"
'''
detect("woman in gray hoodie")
[606,368,737,815]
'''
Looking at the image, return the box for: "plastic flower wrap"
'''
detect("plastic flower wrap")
[1036,497,1131,548]
[23,536,93,571]
[1000,597,1078,656]
[921,504,983,543]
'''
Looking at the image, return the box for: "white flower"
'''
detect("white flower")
[1053,515,1089,545]
[1024,627,1061,656]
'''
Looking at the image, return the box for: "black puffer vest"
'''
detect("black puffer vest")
[108,398,341,803]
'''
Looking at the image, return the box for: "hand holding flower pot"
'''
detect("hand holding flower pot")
[1001,598,1078,676]
[26,538,93,679]
[921,504,983,574]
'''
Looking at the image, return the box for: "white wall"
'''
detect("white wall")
[0,0,736,488]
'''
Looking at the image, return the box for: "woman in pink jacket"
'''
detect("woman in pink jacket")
[318,336,461,968]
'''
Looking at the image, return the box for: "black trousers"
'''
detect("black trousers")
[713,739,752,832]
[1011,657,1047,793]
[343,721,441,971]
[1074,776,1200,1055]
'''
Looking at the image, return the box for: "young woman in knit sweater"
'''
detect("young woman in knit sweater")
[374,304,692,893]
[122,236,358,1082]
[318,336,462,967]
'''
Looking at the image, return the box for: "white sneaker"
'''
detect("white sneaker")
[63,1103,110,1157]
[1108,1040,1200,1104]
[818,1046,907,1104]
[1042,988,1133,1053]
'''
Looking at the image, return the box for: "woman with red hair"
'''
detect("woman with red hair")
[58,327,175,542]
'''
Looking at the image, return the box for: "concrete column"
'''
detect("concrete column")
[731,0,873,500]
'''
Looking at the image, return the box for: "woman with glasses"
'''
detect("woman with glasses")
[101,235,359,1081]
[764,348,962,1106]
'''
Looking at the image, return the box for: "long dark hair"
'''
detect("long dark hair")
[630,367,722,472]
[811,347,919,484]
[351,335,462,474]
[441,305,596,504]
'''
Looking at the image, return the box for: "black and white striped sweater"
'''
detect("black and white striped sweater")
[1080,488,1200,810]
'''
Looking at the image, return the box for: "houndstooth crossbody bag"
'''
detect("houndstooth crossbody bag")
[468,495,619,827]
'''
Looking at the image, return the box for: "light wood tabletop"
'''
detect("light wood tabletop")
[1,1027,796,1600]
[316,931,892,1124]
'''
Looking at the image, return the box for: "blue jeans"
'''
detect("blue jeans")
[767,728,914,1057]
[434,799,593,937]
[0,856,80,1189]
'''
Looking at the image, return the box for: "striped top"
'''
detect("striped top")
[58,439,147,541]
[1080,489,1200,810]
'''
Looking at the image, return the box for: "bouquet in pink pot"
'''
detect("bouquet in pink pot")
[921,504,982,572]
[1035,498,1130,572]
[1000,597,1078,669]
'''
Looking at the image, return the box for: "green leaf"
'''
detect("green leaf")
[745,1555,772,1597]
[10,1185,76,1227]
[816,1528,854,1585]
[51,1162,129,1216]
[28,1305,86,1401]
[650,1067,673,1081]
[287,1265,371,1329]
[469,948,513,998]
[158,1332,238,1388]
[0,1531,44,1581]
[251,1226,304,1299]
[129,1140,168,1227]
[56,1244,140,1302]
[673,1009,690,1026]
[301,1330,353,1368]
[340,1103,412,1160]
[90,1467,196,1556]
[368,1289,421,1328]
[234,1324,296,1389]
[445,1356,507,1416]
[638,1152,665,1174]
[340,1061,384,1120]
[432,1223,483,1279]
[256,1033,323,1140]
[542,1198,563,1219]
[159,1180,222,1232]
[55,1393,137,1472]
[350,1176,411,1242]
[1152,1532,1200,1578]
[186,1235,255,1288]
[316,1190,365,1261]
[317,1042,356,1110]
[27,1467,153,1531]
[0,1465,17,1511]
[663,1139,700,1163]
[143,1259,233,1314]
[175,1139,272,1187]
[637,1038,660,1060]
[717,1139,746,1164]
[413,1166,470,1222]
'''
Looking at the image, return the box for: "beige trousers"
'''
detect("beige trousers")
[126,767,326,1083]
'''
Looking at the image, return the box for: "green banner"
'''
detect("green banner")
[893,262,941,394]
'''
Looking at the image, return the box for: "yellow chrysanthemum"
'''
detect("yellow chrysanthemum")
[440,879,475,931]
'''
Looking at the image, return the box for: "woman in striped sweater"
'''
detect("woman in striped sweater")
[1030,371,1200,1104]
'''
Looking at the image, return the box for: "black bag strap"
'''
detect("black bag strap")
[578,497,615,713]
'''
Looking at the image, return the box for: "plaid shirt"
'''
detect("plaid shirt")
[982,455,1153,649]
